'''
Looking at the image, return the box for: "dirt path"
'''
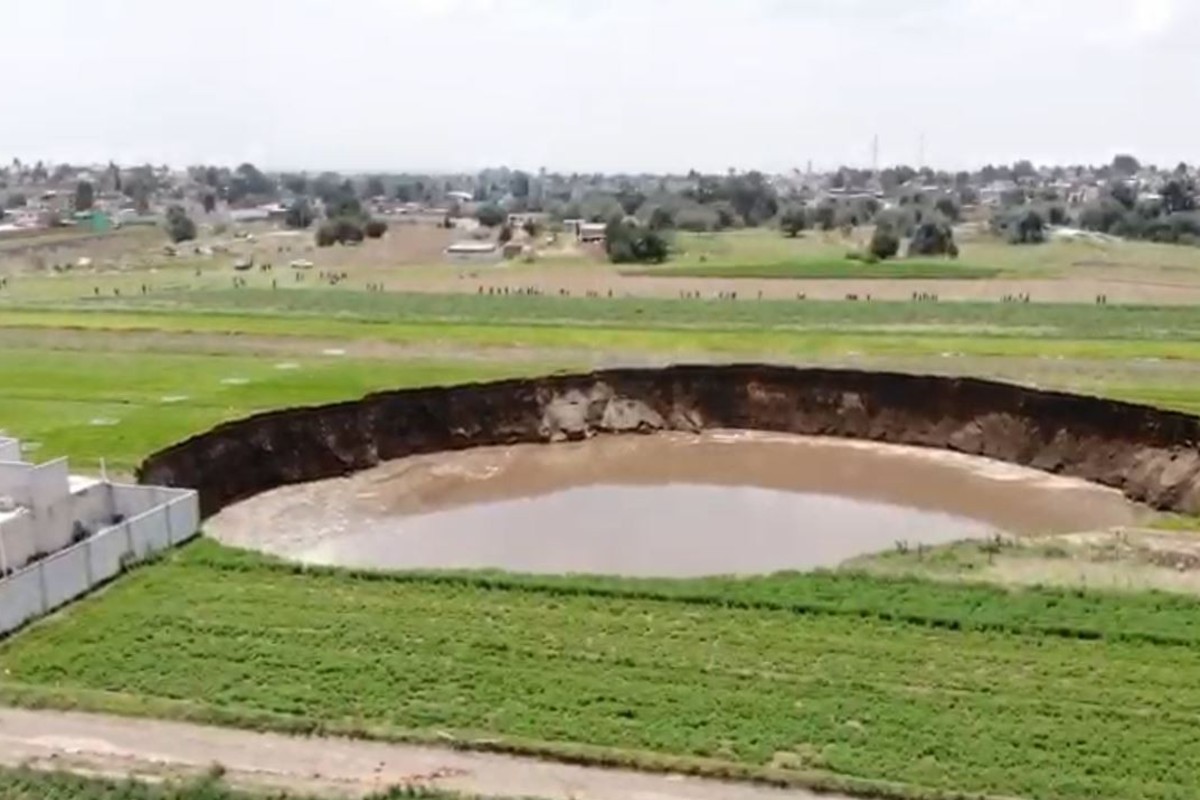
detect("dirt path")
[0,708,853,800]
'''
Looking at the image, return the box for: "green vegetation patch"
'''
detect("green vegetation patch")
[4,540,1200,800]
[621,259,1001,280]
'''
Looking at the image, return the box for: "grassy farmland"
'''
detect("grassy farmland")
[5,226,1200,800]
[4,541,1200,800]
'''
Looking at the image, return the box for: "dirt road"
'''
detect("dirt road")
[0,708,854,800]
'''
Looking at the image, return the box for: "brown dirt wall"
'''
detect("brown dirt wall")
[137,365,1200,518]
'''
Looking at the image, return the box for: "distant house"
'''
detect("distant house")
[578,222,607,243]
[506,212,549,230]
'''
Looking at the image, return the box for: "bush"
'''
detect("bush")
[164,205,196,243]
[364,219,388,239]
[476,204,505,227]
[868,226,900,260]
[907,220,956,257]
[316,218,364,247]
[498,224,514,244]
[316,222,337,247]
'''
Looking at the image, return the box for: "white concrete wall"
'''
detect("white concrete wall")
[0,568,42,635]
[29,459,72,556]
[0,488,201,639]
[70,483,115,537]
[40,546,90,610]
[0,439,20,462]
[111,484,165,520]
[0,510,36,573]
[0,461,33,506]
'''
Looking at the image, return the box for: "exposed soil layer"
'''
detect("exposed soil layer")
[205,433,1142,576]
[138,365,1200,518]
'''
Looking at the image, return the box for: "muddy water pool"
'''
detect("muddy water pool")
[207,431,1147,577]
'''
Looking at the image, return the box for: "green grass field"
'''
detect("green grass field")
[6,226,1200,800]
[0,350,551,473]
[8,292,1200,473]
[622,258,1001,280]
[3,541,1200,800]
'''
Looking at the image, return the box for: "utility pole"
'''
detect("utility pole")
[872,134,879,174]
[918,132,926,170]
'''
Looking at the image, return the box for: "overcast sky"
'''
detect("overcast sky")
[2,0,1196,173]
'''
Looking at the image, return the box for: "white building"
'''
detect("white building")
[444,241,501,264]
[0,437,196,576]
[0,436,199,636]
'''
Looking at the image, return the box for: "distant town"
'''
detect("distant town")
[1,156,1197,265]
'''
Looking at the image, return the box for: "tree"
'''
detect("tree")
[868,225,900,260]
[164,205,197,243]
[285,199,315,229]
[907,220,956,257]
[324,192,364,221]
[605,219,669,264]
[1009,209,1046,244]
[364,219,388,238]
[394,183,414,203]
[1112,154,1141,176]
[498,224,514,244]
[1046,204,1071,226]
[476,203,505,227]
[510,171,531,199]
[227,162,273,203]
[522,217,542,237]
[282,174,308,196]
[202,193,217,214]
[617,189,645,217]
[1161,179,1197,214]
[365,176,387,199]
[648,207,675,231]
[813,201,837,231]
[1012,160,1037,180]
[779,206,807,237]
[74,181,95,212]
[6,192,27,208]
[1109,182,1137,210]
[934,197,961,222]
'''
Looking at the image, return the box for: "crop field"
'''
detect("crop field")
[2,541,1200,800]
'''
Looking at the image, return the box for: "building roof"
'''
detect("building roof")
[446,242,499,253]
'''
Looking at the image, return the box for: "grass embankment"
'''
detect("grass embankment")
[0,767,435,800]
[622,259,1001,280]
[3,540,1200,800]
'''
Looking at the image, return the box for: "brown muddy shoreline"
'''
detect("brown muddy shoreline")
[138,365,1200,518]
